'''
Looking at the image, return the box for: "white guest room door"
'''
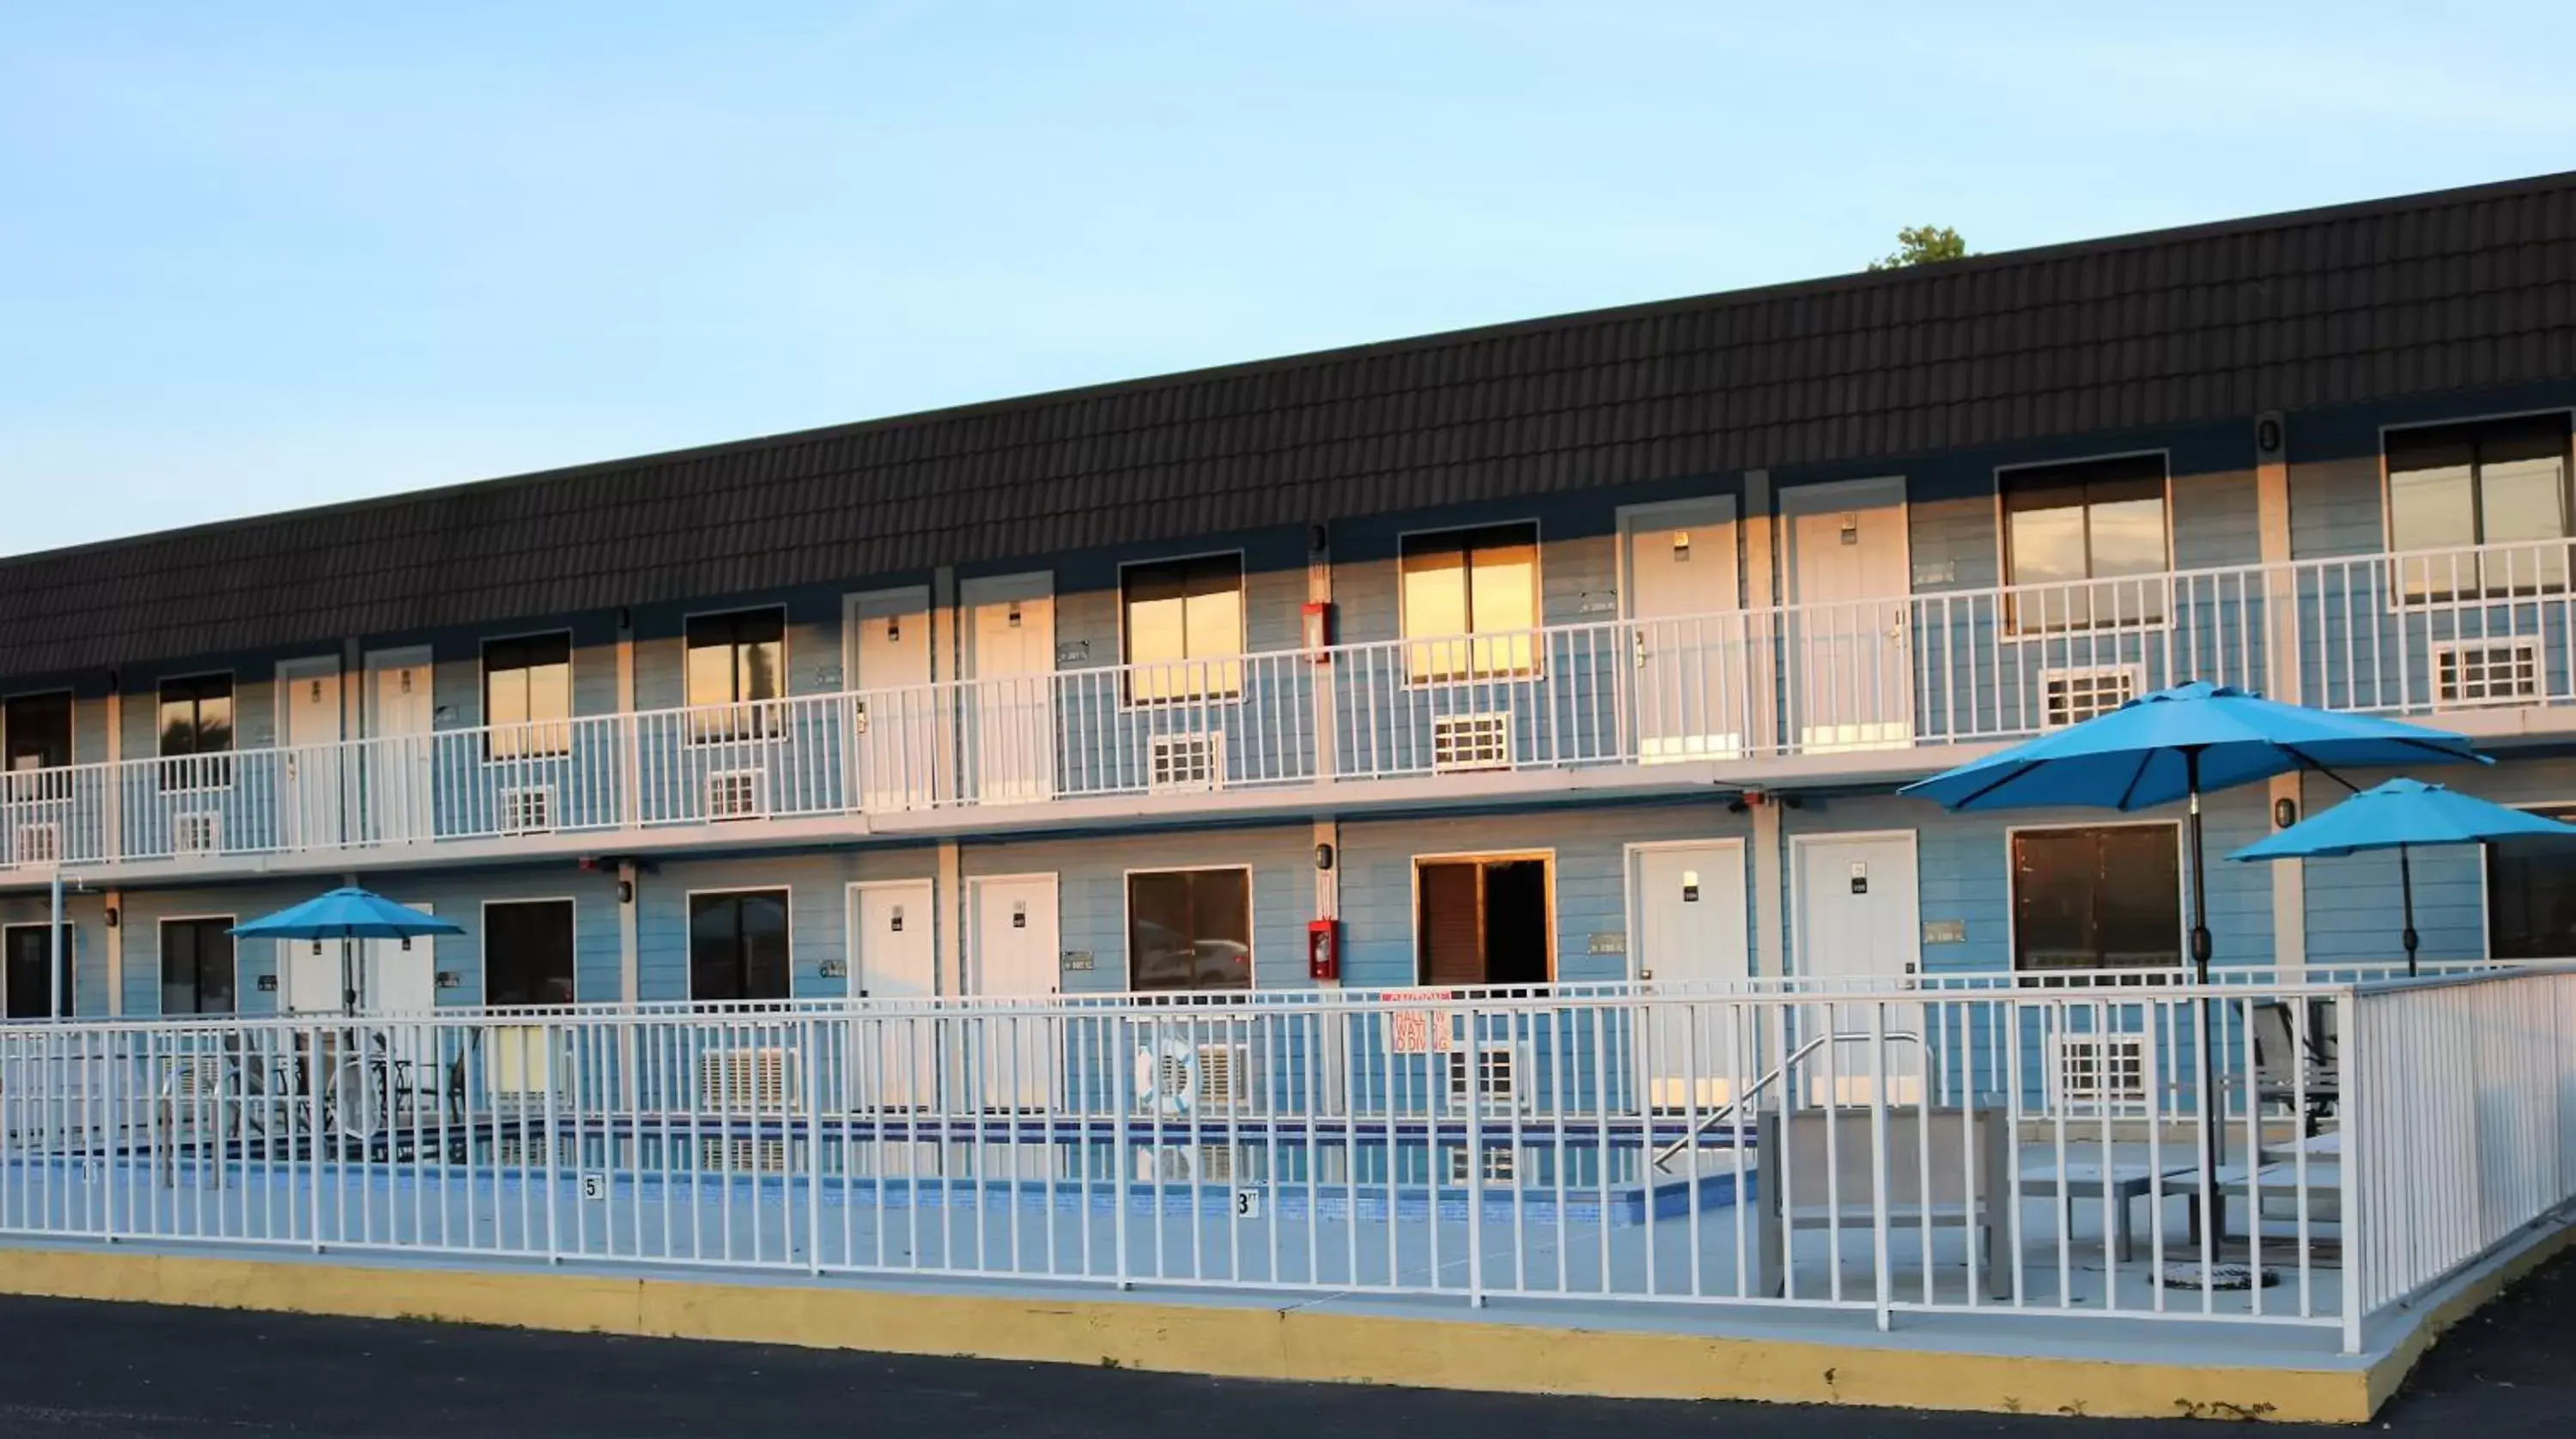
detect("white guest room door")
[850,878,938,1108]
[366,648,434,842]
[963,574,1055,805]
[1793,833,1924,1105]
[967,873,1059,1109]
[1783,477,1914,753]
[1631,840,1753,1110]
[1622,499,1746,762]
[846,587,938,811]
[277,658,343,851]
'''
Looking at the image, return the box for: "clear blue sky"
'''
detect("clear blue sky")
[4,1,2571,557]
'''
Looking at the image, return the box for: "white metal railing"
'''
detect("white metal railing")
[14,970,2557,1346]
[2347,965,2576,1315]
[9,537,2573,873]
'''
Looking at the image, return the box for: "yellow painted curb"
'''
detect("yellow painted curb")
[0,1246,2397,1422]
[2360,1218,2576,1416]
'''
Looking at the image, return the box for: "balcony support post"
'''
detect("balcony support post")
[1309,525,1336,784]
[617,859,641,1009]
[101,677,123,867]
[936,841,963,997]
[2257,410,2307,977]
[104,887,122,1017]
[1751,798,1786,979]
[617,611,640,829]
[1741,470,1782,756]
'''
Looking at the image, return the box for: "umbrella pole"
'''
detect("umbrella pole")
[2399,842,2420,979]
[2185,750,2224,1248]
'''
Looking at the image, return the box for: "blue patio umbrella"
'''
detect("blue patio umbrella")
[1903,683,2484,1255]
[232,888,462,1016]
[2231,778,2576,975]
[1900,682,2487,981]
[231,888,464,944]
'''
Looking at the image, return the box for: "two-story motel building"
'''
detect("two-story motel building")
[2,172,2573,1029]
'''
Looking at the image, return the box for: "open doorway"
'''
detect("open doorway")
[1415,854,1552,986]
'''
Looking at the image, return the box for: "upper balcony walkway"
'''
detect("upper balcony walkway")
[5,537,2573,885]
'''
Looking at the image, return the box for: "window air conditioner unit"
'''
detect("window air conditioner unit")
[1431,713,1512,772]
[1446,1043,1527,1108]
[706,769,766,821]
[2042,665,2142,727]
[2433,640,2541,706]
[700,1047,794,1113]
[497,786,556,835]
[1134,1038,1251,1114]
[1146,732,1224,793]
[2048,1033,2151,1114]
[11,823,60,866]
[173,811,223,856]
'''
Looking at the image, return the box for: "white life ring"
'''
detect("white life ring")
[1135,1039,1198,1116]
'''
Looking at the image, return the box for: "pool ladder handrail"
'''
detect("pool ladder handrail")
[1649,1028,1924,1172]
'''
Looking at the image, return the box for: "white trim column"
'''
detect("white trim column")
[1741,470,1781,756]
[104,889,123,1017]
[937,840,963,997]
[1752,801,1787,980]
[2257,411,2307,977]
[102,677,122,864]
[617,610,639,829]
[617,859,641,1008]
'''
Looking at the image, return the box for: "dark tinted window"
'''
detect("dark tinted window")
[484,634,573,760]
[161,918,236,1016]
[2488,805,2576,961]
[2012,826,2181,971]
[157,675,234,756]
[2002,455,2169,630]
[689,890,791,1000]
[3,692,71,772]
[684,610,786,707]
[1400,524,1539,680]
[1122,556,1244,702]
[2387,416,2574,598]
[486,899,576,1006]
[3,925,71,1019]
[1127,869,1252,992]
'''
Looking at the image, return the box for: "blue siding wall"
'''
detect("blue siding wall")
[427,613,623,725]
[631,588,850,711]
[2288,385,2576,562]
[1784,786,2278,978]
[118,647,314,755]
[1757,420,2264,601]
[0,890,106,1017]
[1335,499,1613,649]
[637,847,940,1002]
[110,869,623,1015]
[959,826,1317,993]
[2301,754,2576,967]
[1335,801,1755,987]
[116,877,332,1016]
[1049,527,1310,672]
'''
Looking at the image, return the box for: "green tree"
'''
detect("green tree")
[1868,225,1971,270]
